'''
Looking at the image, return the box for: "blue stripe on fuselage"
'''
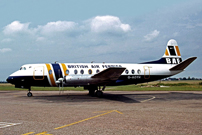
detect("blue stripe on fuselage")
[52,64,62,81]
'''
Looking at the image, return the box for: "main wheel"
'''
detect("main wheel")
[27,92,33,97]
[95,90,103,98]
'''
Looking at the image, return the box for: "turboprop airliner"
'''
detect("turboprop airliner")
[7,39,196,97]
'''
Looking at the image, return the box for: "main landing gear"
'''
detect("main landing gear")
[88,86,105,98]
[27,87,33,97]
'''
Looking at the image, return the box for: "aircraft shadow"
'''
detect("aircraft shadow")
[31,92,140,103]
[28,91,202,104]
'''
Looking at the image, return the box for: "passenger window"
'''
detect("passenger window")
[24,67,26,70]
[125,69,129,74]
[20,67,22,70]
[74,69,78,74]
[66,69,69,75]
[88,69,92,75]
[80,69,84,74]
[96,69,100,73]
[49,70,52,75]
[137,69,141,74]
[131,69,135,74]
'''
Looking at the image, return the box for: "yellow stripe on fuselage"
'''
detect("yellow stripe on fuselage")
[61,63,68,76]
[45,64,56,86]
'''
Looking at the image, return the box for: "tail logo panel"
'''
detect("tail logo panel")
[168,46,176,56]
[165,49,169,56]
[163,39,182,60]
[166,58,182,64]
[175,46,181,56]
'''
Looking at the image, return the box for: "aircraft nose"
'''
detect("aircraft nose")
[6,76,14,83]
[6,76,13,83]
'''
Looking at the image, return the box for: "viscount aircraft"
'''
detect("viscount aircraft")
[7,39,197,97]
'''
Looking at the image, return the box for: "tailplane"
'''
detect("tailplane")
[169,57,197,71]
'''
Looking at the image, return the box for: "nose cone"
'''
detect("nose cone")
[6,76,13,84]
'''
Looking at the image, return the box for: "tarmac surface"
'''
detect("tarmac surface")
[0,90,202,135]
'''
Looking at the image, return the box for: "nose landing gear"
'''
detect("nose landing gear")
[27,87,33,97]
[27,92,33,97]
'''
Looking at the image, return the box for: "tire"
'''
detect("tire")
[96,91,103,98]
[27,92,33,97]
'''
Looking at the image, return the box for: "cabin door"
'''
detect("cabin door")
[144,66,151,79]
[33,66,44,80]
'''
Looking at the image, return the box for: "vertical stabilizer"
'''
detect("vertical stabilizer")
[162,39,182,64]
[141,39,183,64]
[163,39,181,58]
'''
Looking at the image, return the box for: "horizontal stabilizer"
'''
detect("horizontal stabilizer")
[92,67,126,81]
[169,57,197,71]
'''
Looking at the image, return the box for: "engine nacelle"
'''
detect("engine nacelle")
[64,75,94,86]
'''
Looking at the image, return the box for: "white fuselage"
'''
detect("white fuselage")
[7,62,182,88]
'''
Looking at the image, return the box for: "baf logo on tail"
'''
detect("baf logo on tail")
[7,39,197,97]
[164,39,182,64]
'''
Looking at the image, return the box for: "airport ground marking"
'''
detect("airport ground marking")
[22,131,52,135]
[0,122,21,128]
[140,96,156,103]
[22,110,122,134]
[21,132,35,135]
[35,131,52,135]
[93,110,123,114]
[54,110,123,130]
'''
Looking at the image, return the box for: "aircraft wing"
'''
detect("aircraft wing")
[169,57,197,71]
[91,67,126,81]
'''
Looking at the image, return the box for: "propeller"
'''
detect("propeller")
[56,76,66,95]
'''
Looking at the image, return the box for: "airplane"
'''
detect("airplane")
[6,39,197,97]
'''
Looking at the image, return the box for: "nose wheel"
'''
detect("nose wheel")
[27,87,33,97]
[27,92,33,97]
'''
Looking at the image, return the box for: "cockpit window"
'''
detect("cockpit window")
[20,67,26,70]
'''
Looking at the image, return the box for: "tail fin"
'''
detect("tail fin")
[141,39,182,64]
[162,39,182,64]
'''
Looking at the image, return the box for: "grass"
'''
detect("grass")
[0,80,202,91]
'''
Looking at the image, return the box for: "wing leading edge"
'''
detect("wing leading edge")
[91,67,126,81]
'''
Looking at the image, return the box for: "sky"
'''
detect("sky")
[0,0,202,81]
